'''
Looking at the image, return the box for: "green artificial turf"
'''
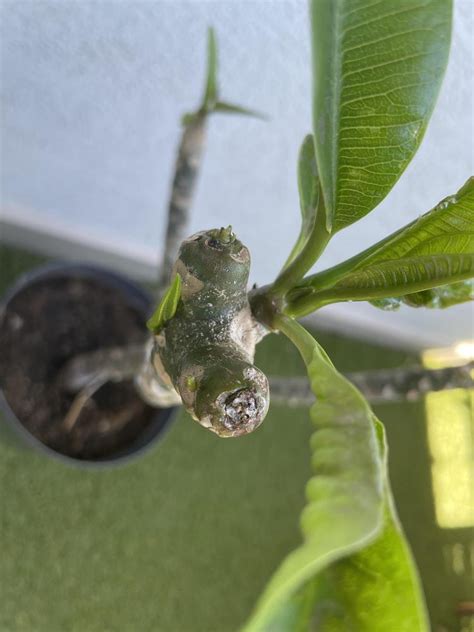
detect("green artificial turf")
[0,244,470,632]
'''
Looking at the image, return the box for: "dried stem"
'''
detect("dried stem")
[158,116,207,295]
[269,363,473,407]
[59,342,147,393]
[59,116,209,398]
[63,375,108,432]
[60,334,472,413]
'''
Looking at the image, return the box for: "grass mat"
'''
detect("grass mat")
[0,245,466,632]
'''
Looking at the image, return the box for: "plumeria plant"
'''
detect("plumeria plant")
[62,1,473,629]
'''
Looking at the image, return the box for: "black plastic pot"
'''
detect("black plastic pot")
[0,262,177,467]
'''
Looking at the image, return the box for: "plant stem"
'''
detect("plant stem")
[270,200,331,298]
[62,375,108,432]
[280,255,377,319]
[269,363,473,406]
[158,115,207,295]
[59,342,147,392]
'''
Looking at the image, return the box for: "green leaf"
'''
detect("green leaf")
[371,279,473,311]
[242,317,384,631]
[310,0,452,232]
[183,28,264,126]
[369,297,403,311]
[147,273,182,333]
[324,254,473,302]
[402,279,473,307]
[310,419,428,632]
[243,319,428,631]
[278,493,429,632]
[203,27,218,111]
[266,481,429,632]
[214,101,267,120]
[287,177,474,316]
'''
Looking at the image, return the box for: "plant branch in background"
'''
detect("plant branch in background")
[269,363,473,407]
[158,115,208,294]
[159,27,265,295]
[60,27,263,407]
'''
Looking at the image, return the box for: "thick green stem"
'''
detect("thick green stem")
[248,285,284,331]
[152,228,270,437]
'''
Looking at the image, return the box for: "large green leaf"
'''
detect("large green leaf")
[243,320,428,631]
[323,254,473,301]
[287,177,474,315]
[311,0,452,232]
[310,420,428,632]
[263,468,429,632]
[242,317,384,631]
[284,501,428,632]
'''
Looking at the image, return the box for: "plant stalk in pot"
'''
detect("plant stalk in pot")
[0,263,175,466]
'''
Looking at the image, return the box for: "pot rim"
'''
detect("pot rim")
[0,261,178,469]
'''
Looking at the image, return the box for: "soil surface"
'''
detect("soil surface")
[0,273,166,461]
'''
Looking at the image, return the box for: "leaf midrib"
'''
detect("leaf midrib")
[329,0,345,231]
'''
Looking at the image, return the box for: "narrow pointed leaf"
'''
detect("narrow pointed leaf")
[311,0,452,232]
[147,273,182,333]
[288,178,474,315]
[203,27,218,110]
[242,318,384,631]
[214,101,267,120]
[184,28,263,126]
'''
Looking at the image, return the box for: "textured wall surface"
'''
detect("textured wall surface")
[1,0,473,346]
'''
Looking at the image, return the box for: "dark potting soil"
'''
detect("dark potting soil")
[0,275,162,461]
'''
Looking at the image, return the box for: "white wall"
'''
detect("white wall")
[1,0,473,348]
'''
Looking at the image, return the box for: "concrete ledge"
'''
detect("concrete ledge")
[1,211,158,283]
